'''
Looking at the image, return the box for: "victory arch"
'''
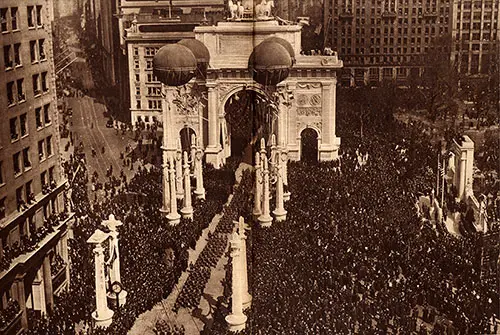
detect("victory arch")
[153,19,343,168]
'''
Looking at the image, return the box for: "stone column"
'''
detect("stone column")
[281,148,290,202]
[273,152,287,222]
[14,275,28,329]
[205,85,221,168]
[181,152,193,219]
[191,133,197,173]
[225,233,247,332]
[175,141,184,199]
[103,215,127,307]
[61,233,70,290]
[167,156,181,225]
[236,217,252,309]
[270,134,277,173]
[252,152,262,218]
[42,255,54,312]
[161,85,177,159]
[458,156,466,201]
[160,157,170,216]
[258,155,273,227]
[194,145,206,200]
[88,230,114,328]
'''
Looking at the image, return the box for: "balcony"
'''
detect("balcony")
[0,311,22,335]
[424,11,438,18]
[0,212,74,285]
[382,11,397,19]
[339,11,354,20]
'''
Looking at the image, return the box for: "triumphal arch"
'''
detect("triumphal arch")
[153,9,343,168]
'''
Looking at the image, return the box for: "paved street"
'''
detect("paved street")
[67,95,137,185]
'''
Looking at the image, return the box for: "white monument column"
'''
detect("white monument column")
[225,233,247,332]
[205,84,221,168]
[236,217,252,309]
[191,133,197,173]
[194,144,206,200]
[181,152,194,219]
[281,148,290,202]
[175,142,184,199]
[160,159,170,215]
[103,215,127,307]
[253,152,262,219]
[458,155,467,201]
[88,230,114,328]
[161,85,178,159]
[258,154,273,227]
[270,134,277,173]
[273,151,287,222]
[167,156,181,225]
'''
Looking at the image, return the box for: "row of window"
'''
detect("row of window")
[133,47,160,57]
[0,5,43,33]
[134,73,159,84]
[3,39,46,71]
[135,86,161,97]
[9,104,52,142]
[133,59,154,70]
[12,136,53,177]
[6,72,49,106]
[135,99,163,110]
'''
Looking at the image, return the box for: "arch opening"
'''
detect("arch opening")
[223,88,278,164]
[300,128,319,164]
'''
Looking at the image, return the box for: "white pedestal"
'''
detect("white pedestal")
[92,308,114,328]
[194,188,206,200]
[159,207,169,216]
[167,212,181,225]
[258,214,273,227]
[242,293,252,310]
[283,191,291,202]
[180,206,193,220]
[273,208,287,222]
[107,290,128,308]
[226,313,247,332]
[252,208,262,220]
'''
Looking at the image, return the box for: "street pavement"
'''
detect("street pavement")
[67,95,137,184]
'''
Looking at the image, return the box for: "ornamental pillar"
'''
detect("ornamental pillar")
[258,152,273,227]
[167,156,181,225]
[87,230,114,329]
[206,85,222,168]
[103,215,127,307]
[194,144,206,200]
[273,150,287,222]
[253,152,262,218]
[181,152,193,219]
[225,233,247,332]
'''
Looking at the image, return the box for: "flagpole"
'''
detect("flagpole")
[441,155,446,209]
[437,153,440,199]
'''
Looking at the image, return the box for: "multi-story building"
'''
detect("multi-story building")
[324,0,454,85]
[451,0,500,76]
[0,0,72,332]
[118,0,225,125]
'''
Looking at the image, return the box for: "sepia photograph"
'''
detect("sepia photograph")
[0,0,498,334]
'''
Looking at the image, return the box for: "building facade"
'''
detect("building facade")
[0,0,72,332]
[451,0,500,76]
[118,0,225,126]
[324,0,454,85]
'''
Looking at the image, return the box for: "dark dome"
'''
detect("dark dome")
[153,44,196,86]
[262,37,295,63]
[178,39,210,64]
[178,39,210,76]
[248,42,292,86]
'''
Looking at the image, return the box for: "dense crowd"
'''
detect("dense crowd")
[24,147,239,334]
[208,103,498,334]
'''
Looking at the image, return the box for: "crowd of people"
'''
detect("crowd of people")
[208,109,498,334]
[24,143,240,334]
